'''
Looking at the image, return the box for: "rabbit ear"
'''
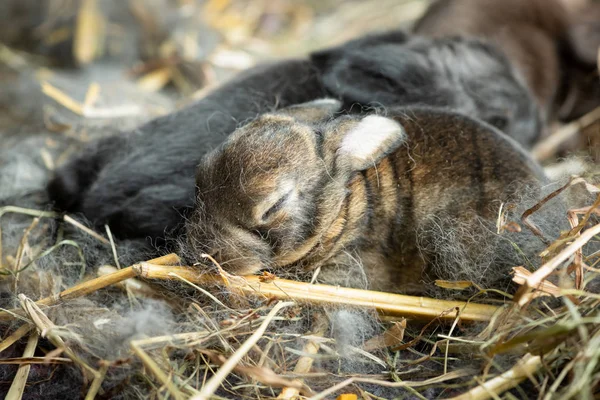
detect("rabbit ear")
[311,30,408,71]
[280,98,342,123]
[336,115,406,172]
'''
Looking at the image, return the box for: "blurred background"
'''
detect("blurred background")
[0,0,429,123]
[0,0,432,202]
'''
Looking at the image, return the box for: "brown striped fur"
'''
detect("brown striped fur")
[185,100,548,294]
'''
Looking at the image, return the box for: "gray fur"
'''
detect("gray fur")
[312,35,542,149]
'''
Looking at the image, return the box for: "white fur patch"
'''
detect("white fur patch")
[544,158,588,181]
[309,98,342,106]
[339,115,405,166]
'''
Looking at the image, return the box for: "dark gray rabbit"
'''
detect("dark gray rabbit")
[48,59,328,242]
[312,35,543,148]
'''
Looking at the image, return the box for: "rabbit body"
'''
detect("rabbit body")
[414,0,600,121]
[47,59,327,241]
[186,101,548,294]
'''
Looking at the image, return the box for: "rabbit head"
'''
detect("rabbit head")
[185,99,405,275]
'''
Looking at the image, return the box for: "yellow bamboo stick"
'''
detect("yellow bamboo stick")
[134,263,500,322]
[0,253,499,322]
[0,254,181,321]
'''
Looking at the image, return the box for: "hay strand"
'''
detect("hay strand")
[0,254,180,320]
[191,301,296,400]
[309,369,471,400]
[130,340,185,400]
[448,354,542,400]
[18,294,99,380]
[135,262,501,321]
[277,313,328,399]
[5,330,39,400]
[63,215,109,245]
[0,324,32,353]
[516,223,600,306]
[532,106,600,161]
[0,258,500,322]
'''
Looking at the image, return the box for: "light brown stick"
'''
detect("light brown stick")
[516,223,600,306]
[0,254,499,322]
[5,330,39,400]
[130,341,185,400]
[0,324,32,352]
[449,354,542,400]
[531,106,600,161]
[0,254,181,321]
[135,263,500,322]
[63,215,109,244]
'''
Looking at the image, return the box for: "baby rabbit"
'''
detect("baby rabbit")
[311,34,542,149]
[45,32,411,243]
[414,0,600,122]
[47,59,327,242]
[561,1,600,120]
[185,100,550,294]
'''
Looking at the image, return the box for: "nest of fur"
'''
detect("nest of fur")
[1,176,600,400]
[1,0,600,399]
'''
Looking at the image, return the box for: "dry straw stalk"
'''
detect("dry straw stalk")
[0,254,499,322]
[191,301,296,400]
[277,313,328,399]
[449,354,542,400]
[0,254,180,320]
[135,262,500,321]
[5,330,39,400]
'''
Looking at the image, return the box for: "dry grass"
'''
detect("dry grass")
[1,181,599,398]
[1,0,600,399]
[0,258,501,323]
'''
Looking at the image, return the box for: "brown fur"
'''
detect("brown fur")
[560,1,600,120]
[185,100,548,294]
[414,0,569,120]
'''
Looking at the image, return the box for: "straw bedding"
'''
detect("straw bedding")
[1,1,600,399]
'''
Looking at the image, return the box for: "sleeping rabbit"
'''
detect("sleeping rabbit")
[47,59,328,243]
[414,0,600,122]
[311,34,543,149]
[185,100,554,294]
[49,28,544,245]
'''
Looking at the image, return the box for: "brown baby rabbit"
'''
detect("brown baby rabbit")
[414,0,591,122]
[185,100,552,294]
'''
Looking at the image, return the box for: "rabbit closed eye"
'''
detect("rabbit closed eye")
[185,100,550,294]
[186,99,405,275]
[46,59,328,244]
